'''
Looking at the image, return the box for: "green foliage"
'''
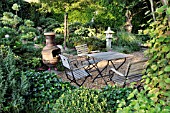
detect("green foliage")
[18,19,39,41]
[67,26,105,51]
[25,70,76,112]
[112,31,141,53]
[69,10,93,23]
[0,26,17,38]
[39,17,61,32]
[12,3,20,11]
[0,11,40,47]
[0,46,30,113]
[0,9,43,70]
[1,12,22,28]
[0,27,19,49]
[39,0,145,33]
[17,46,43,70]
[101,86,133,112]
[116,4,170,113]
[136,34,151,43]
[85,37,106,51]
[53,88,108,113]
[53,85,133,113]
[24,19,34,27]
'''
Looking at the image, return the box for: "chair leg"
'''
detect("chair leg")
[65,73,90,87]
[73,76,89,87]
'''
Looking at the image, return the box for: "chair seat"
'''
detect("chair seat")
[59,54,92,86]
[111,75,126,84]
[66,69,91,80]
[109,59,147,87]
[111,74,142,83]
[127,74,142,83]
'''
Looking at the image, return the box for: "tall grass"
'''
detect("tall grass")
[112,31,141,53]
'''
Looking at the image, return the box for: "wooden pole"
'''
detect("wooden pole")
[64,12,68,50]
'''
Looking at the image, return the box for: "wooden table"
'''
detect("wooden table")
[87,51,133,85]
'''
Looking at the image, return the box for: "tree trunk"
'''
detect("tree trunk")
[125,10,133,33]
[149,0,156,21]
[64,12,68,50]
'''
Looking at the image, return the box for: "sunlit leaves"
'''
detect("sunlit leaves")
[151,64,158,71]
[165,78,170,83]
[162,46,170,52]
[12,3,20,11]
[1,12,22,27]
[166,7,170,15]
[118,2,170,112]
[156,5,168,14]
[166,52,170,58]
[157,37,165,42]
[164,65,170,72]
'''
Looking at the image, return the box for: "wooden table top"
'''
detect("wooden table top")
[87,51,133,61]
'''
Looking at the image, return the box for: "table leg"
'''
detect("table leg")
[92,60,110,85]
[92,58,127,85]
[109,58,127,80]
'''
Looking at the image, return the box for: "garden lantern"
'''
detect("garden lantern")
[104,27,114,50]
[41,32,61,69]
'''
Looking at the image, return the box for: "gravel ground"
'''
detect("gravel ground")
[57,50,146,89]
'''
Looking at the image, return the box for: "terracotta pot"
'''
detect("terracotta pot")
[41,32,61,67]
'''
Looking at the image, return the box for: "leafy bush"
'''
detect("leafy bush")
[113,31,141,52]
[0,9,44,70]
[116,5,170,113]
[1,12,22,28]
[0,46,30,113]
[67,26,105,51]
[53,88,108,113]
[69,22,82,33]
[39,17,61,32]
[101,86,133,112]
[136,34,150,43]
[53,86,133,113]
[25,70,76,112]
[0,26,17,38]
[0,27,19,50]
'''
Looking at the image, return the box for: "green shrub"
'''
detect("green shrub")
[85,37,106,51]
[1,12,22,28]
[113,31,141,52]
[39,17,61,32]
[0,26,17,38]
[53,86,133,113]
[0,27,19,49]
[101,86,133,112]
[25,70,76,112]
[53,88,107,113]
[16,44,43,71]
[116,5,170,113]
[0,46,30,113]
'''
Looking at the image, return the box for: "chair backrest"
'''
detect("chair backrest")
[75,44,89,56]
[59,54,71,69]
[125,59,148,77]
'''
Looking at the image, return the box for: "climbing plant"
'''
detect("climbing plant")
[116,3,170,113]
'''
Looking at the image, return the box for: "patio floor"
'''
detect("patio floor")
[56,51,146,89]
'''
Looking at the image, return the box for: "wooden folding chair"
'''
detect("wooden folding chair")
[75,44,101,72]
[109,59,148,87]
[59,54,92,86]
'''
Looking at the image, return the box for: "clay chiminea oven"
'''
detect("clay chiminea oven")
[41,32,61,68]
